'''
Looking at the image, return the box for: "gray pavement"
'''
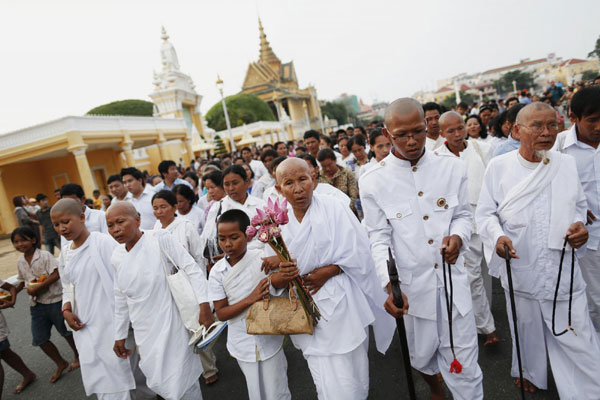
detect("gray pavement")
[1,279,559,399]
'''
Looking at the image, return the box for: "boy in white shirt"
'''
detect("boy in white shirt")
[208,209,291,400]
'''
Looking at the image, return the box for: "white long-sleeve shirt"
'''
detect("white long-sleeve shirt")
[154,217,206,277]
[555,125,600,250]
[475,150,587,300]
[360,149,473,321]
[130,185,156,230]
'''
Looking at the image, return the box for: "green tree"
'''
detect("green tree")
[321,101,348,125]
[582,69,599,82]
[440,91,476,109]
[213,135,227,155]
[588,35,600,58]
[87,99,154,116]
[494,70,535,96]
[206,94,275,131]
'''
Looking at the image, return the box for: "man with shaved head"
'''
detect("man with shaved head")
[361,98,483,399]
[52,198,135,399]
[107,200,208,399]
[476,102,600,397]
[269,158,394,399]
[437,111,498,347]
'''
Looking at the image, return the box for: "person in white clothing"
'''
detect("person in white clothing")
[438,112,498,346]
[51,199,135,399]
[106,202,208,400]
[423,102,444,151]
[242,147,268,180]
[173,184,204,234]
[266,158,395,400]
[476,102,600,398]
[554,86,600,334]
[465,114,491,144]
[121,168,157,230]
[58,183,108,249]
[201,165,266,271]
[209,209,290,400]
[360,99,483,400]
[108,175,133,204]
[251,149,277,199]
[261,156,287,203]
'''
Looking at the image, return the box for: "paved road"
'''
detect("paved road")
[1,279,559,399]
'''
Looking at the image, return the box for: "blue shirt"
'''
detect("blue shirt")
[493,135,520,157]
[153,178,193,192]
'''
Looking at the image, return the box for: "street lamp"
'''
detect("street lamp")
[216,75,236,153]
[512,80,517,94]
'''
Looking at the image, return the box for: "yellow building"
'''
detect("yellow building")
[0,115,189,233]
[547,58,599,85]
[241,19,324,135]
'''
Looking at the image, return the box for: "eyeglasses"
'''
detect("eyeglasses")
[518,122,560,134]
[384,125,427,142]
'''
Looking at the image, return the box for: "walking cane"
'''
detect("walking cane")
[504,244,526,400]
[386,248,417,400]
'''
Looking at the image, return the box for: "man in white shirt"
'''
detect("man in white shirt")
[241,147,268,180]
[554,86,600,335]
[423,102,444,151]
[121,167,157,230]
[360,98,483,400]
[476,102,600,398]
[153,160,193,192]
[108,175,132,204]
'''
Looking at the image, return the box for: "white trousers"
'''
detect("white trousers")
[463,234,496,334]
[96,392,130,400]
[237,349,291,400]
[505,292,600,399]
[404,288,483,400]
[305,339,369,400]
[578,248,600,333]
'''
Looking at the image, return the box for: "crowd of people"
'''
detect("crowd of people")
[3,80,600,399]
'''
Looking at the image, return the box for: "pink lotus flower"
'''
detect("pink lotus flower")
[256,208,270,224]
[246,226,257,238]
[274,210,289,225]
[269,226,281,237]
[257,225,270,243]
[250,215,262,227]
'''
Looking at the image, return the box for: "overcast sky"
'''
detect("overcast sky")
[1,0,598,134]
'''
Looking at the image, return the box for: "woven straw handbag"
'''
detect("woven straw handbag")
[246,283,313,335]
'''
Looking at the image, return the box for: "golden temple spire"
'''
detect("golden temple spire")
[258,18,280,65]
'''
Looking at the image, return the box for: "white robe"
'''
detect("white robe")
[251,174,276,200]
[279,193,395,399]
[436,142,495,334]
[154,217,206,276]
[476,150,600,396]
[59,232,135,396]
[112,230,205,400]
[314,182,351,208]
[177,206,204,235]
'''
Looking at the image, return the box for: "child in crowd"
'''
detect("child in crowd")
[51,198,135,399]
[208,209,290,400]
[12,226,79,384]
[0,279,36,395]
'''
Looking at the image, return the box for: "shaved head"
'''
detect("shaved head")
[516,102,556,125]
[51,198,84,217]
[384,98,424,127]
[439,111,464,130]
[276,158,310,183]
[106,201,138,219]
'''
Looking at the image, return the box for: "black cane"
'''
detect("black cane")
[387,248,417,400]
[504,245,526,400]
